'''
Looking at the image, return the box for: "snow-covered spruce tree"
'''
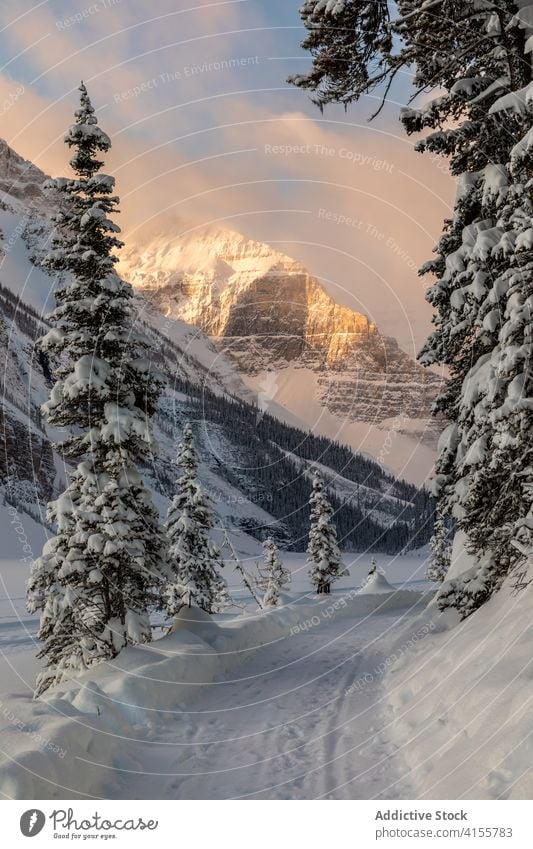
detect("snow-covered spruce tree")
[27,470,85,694]
[426,512,452,583]
[307,471,342,594]
[27,83,168,695]
[261,538,290,608]
[437,88,533,609]
[496,110,533,565]
[165,423,231,614]
[291,1,532,615]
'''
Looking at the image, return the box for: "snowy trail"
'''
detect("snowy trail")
[108,608,415,800]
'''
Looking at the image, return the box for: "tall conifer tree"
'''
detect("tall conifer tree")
[28,83,168,695]
[291,1,533,614]
[307,471,342,594]
[165,423,231,614]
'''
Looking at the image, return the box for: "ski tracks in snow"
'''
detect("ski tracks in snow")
[111,608,415,800]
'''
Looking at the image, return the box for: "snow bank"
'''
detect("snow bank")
[358,569,396,594]
[443,528,493,583]
[169,605,220,643]
[386,555,533,799]
[0,584,427,799]
[0,603,299,799]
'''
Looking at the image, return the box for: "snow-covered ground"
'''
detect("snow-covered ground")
[0,505,429,702]
[0,509,432,800]
[0,580,430,800]
[109,599,424,800]
[386,573,533,799]
[2,521,532,801]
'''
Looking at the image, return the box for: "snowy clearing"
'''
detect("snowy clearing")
[2,525,532,801]
[0,538,430,800]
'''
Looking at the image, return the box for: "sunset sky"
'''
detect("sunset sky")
[0,0,454,353]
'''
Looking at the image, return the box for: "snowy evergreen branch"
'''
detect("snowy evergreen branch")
[164,423,231,615]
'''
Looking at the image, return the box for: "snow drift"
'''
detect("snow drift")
[0,585,426,800]
[386,541,533,799]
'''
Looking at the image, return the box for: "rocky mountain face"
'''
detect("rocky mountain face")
[0,136,442,471]
[0,290,55,514]
[0,140,48,210]
[124,231,376,365]
[121,227,443,440]
[0,138,432,549]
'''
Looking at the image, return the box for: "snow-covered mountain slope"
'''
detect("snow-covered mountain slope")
[242,363,437,486]
[0,136,443,482]
[121,226,375,362]
[0,286,56,512]
[121,224,444,481]
[0,139,49,212]
[0,137,432,553]
[0,285,285,553]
